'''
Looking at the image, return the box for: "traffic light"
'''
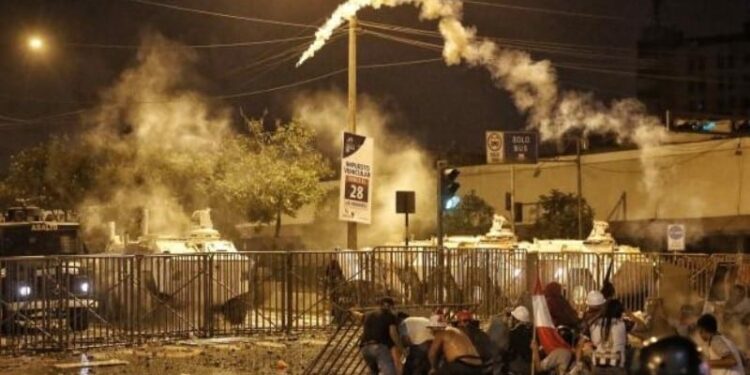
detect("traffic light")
[441,168,461,211]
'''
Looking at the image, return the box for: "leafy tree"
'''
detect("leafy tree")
[531,189,594,239]
[443,190,495,235]
[212,119,332,238]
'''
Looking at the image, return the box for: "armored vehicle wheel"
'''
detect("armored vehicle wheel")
[69,308,89,331]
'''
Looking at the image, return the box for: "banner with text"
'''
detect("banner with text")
[339,132,374,224]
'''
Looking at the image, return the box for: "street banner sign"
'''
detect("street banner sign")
[339,132,374,224]
[486,131,538,164]
[667,224,686,251]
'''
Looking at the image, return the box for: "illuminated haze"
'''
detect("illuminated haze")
[79,35,231,237]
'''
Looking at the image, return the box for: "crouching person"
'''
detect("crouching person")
[399,312,434,375]
[427,314,485,375]
[531,326,576,375]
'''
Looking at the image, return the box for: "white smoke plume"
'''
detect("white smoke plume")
[292,90,435,246]
[299,0,669,194]
[79,34,231,239]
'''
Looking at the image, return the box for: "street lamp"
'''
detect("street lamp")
[27,35,46,52]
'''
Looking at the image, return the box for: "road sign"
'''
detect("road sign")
[486,131,504,164]
[486,131,538,164]
[504,131,538,163]
[667,224,686,251]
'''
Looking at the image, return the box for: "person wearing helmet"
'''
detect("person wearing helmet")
[531,326,576,375]
[630,335,708,375]
[580,298,627,374]
[579,290,607,341]
[506,305,533,375]
[696,313,744,375]
[426,314,485,375]
[455,310,494,366]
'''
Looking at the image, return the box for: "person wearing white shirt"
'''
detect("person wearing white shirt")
[398,314,434,375]
[586,299,627,375]
[696,313,744,375]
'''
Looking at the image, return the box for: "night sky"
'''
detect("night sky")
[0,0,746,170]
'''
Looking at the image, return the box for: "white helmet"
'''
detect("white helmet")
[586,290,606,307]
[510,306,530,323]
[427,314,448,329]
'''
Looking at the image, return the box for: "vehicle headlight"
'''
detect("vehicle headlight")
[18,285,32,297]
[79,281,90,294]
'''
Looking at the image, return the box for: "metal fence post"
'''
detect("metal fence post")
[285,251,294,334]
[134,255,142,346]
[204,254,214,338]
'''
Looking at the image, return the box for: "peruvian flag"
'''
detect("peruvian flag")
[532,277,571,354]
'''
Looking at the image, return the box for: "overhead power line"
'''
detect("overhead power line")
[68,35,314,50]
[0,57,443,125]
[123,0,317,29]
[463,0,630,22]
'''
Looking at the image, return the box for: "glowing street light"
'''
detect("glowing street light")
[27,36,45,52]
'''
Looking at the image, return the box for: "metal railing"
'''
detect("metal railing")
[0,249,739,352]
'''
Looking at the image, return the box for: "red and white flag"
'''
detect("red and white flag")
[532,277,571,354]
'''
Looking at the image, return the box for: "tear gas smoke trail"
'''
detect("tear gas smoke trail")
[299,0,669,194]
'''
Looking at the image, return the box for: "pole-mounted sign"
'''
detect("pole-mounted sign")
[339,132,374,224]
[486,131,539,164]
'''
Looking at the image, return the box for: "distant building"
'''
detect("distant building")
[637,1,750,122]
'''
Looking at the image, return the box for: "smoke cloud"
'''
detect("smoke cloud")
[299,0,670,194]
[291,90,435,246]
[79,34,231,238]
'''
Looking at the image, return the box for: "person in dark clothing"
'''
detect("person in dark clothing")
[544,282,580,328]
[455,310,495,365]
[324,256,346,324]
[507,306,533,375]
[352,297,402,375]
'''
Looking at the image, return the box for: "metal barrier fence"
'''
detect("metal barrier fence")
[0,249,740,352]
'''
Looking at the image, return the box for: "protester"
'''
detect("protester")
[399,312,434,375]
[531,325,576,375]
[630,335,709,375]
[586,299,627,374]
[486,311,511,375]
[352,297,402,375]
[427,314,485,375]
[696,313,745,375]
[628,298,676,341]
[544,282,580,328]
[506,306,533,375]
[455,310,494,365]
[581,290,607,336]
[324,255,346,324]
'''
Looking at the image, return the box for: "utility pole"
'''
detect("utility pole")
[346,16,358,250]
[576,137,583,240]
[510,165,516,233]
[436,159,447,303]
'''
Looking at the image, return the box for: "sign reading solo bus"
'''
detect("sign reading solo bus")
[339,132,374,224]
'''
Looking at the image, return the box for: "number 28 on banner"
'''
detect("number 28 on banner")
[345,177,369,202]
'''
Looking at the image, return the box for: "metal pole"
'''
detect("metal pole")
[510,165,516,233]
[347,16,358,250]
[577,138,583,239]
[436,160,446,303]
[405,212,410,248]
